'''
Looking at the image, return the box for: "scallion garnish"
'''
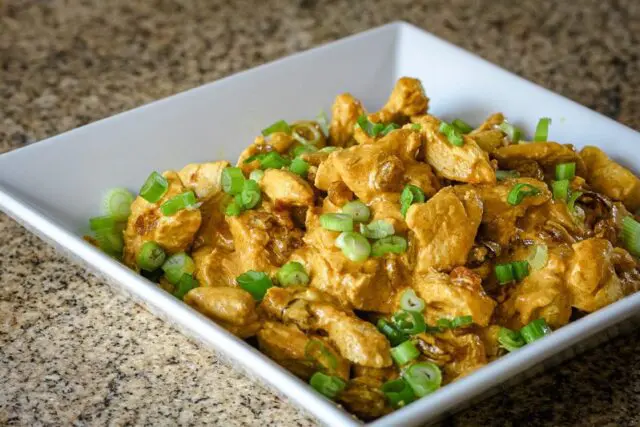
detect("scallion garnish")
[506,183,541,206]
[371,235,408,257]
[335,231,371,262]
[259,152,290,170]
[139,171,169,203]
[496,170,520,181]
[173,274,199,300]
[391,310,426,335]
[498,122,522,143]
[380,122,400,136]
[319,146,338,153]
[102,188,134,221]
[305,339,337,371]
[291,144,317,158]
[438,121,464,146]
[381,378,416,408]
[291,121,322,145]
[400,184,426,217]
[377,318,409,346]
[552,179,570,201]
[356,115,385,137]
[240,179,262,209]
[94,228,124,255]
[236,270,273,301]
[276,261,309,287]
[555,162,576,180]
[89,215,119,231]
[567,191,583,213]
[316,110,330,137]
[359,220,394,239]
[136,241,166,271]
[225,198,243,216]
[520,318,552,343]
[320,213,354,232]
[249,169,265,183]
[262,119,291,136]
[495,263,515,284]
[390,340,421,366]
[534,117,552,141]
[341,200,370,223]
[511,260,530,281]
[309,372,346,400]
[288,157,310,178]
[498,327,525,352]
[159,191,198,216]
[452,118,473,134]
[410,123,422,131]
[162,252,196,285]
[527,244,548,271]
[399,289,425,313]
[621,216,640,257]
[222,167,246,195]
[402,362,442,398]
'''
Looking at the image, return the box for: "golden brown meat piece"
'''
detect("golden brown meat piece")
[468,113,506,153]
[192,245,240,287]
[580,146,640,211]
[494,141,586,176]
[518,200,588,245]
[416,117,496,184]
[178,161,229,199]
[382,77,429,121]
[329,93,365,147]
[237,133,296,173]
[406,186,483,273]
[475,325,502,360]
[184,287,260,338]
[338,376,392,420]
[412,267,497,327]
[257,321,350,380]
[261,287,392,367]
[260,169,314,207]
[498,247,572,329]
[123,171,202,270]
[565,238,626,312]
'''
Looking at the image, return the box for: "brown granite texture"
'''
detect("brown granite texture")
[1,0,640,426]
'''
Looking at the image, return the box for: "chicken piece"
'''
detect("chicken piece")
[338,376,392,421]
[565,238,625,312]
[468,113,506,153]
[412,267,497,327]
[329,93,365,147]
[472,178,551,246]
[580,146,640,211]
[192,245,241,287]
[257,321,350,380]
[518,200,588,245]
[123,171,202,270]
[494,141,586,176]
[315,129,439,203]
[472,113,505,132]
[326,181,354,206]
[498,247,572,329]
[352,365,399,383]
[260,169,315,207]
[416,117,496,184]
[237,133,296,173]
[368,193,407,234]
[475,325,502,360]
[406,186,483,273]
[184,287,260,338]
[226,208,304,275]
[382,77,429,120]
[192,192,234,250]
[178,161,229,199]
[413,330,487,382]
[261,287,392,367]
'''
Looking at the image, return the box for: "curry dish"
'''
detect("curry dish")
[89,77,640,420]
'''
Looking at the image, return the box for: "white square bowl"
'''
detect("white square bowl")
[1,21,639,426]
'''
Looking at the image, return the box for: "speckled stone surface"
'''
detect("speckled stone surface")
[1,0,639,426]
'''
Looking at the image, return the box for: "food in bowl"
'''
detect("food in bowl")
[86,77,640,420]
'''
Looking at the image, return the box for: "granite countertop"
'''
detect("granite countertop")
[1,0,639,425]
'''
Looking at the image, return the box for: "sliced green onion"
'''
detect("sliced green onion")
[400,184,426,217]
[243,153,268,164]
[356,115,385,137]
[507,183,541,206]
[291,121,322,145]
[534,117,552,142]
[567,191,583,213]
[276,261,309,287]
[225,198,243,216]
[259,152,290,170]
[439,121,464,146]
[341,200,370,223]
[496,170,520,181]
[376,318,409,347]
[402,362,442,398]
[289,157,310,178]
[410,123,422,131]
[527,244,548,271]
[222,167,246,195]
[240,179,261,209]
[452,118,473,134]
[498,122,522,143]
[262,119,291,136]
[95,228,124,255]
[320,213,354,232]
[555,162,576,180]
[399,289,425,312]
[139,171,169,203]
[136,241,166,271]
[89,215,119,231]
[381,122,400,136]
[359,220,395,239]
[162,252,196,284]
[381,378,416,408]
[495,263,515,284]
[319,146,338,153]
[512,260,530,281]
[371,236,408,257]
[305,339,337,371]
[335,231,371,262]
[622,216,640,257]
[552,180,570,201]
[450,315,473,328]
[291,144,318,158]
[436,318,452,329]
[236,270,273,301]
[102,188,134,221]
[249,169,265,183]
[160,191,198,216]
[520,318,552,343]
[173,273,199,300]
[309,372,346,400]
[390,340,420,366]
[392,310,426,335]
[498,327,526,352]
[316,110,330,137]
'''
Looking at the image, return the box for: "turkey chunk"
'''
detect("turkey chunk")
[580,146,640,211]
[184,287,260,338]
[329,93,365,147]
[260,169,314,207]
[406,186,483,273]
[123,171,201,270]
